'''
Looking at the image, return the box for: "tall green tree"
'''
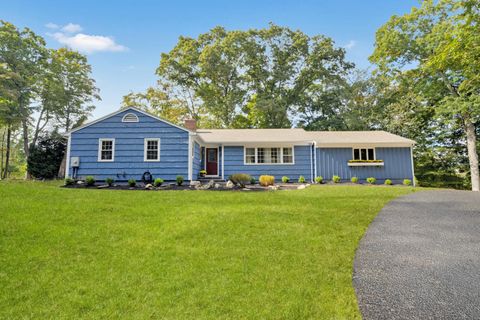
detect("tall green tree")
[0,20,47,161]
[370,0,480,191]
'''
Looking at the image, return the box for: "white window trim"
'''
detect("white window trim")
[352,147,376,161]
[203,146,220,177]
[98,138,115,162]
[243,146,295,165]
[122,113,139,123]
[144,138,160,162]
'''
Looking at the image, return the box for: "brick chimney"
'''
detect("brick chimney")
[184,119,197,132]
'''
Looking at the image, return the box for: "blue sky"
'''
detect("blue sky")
[2,0,418,118]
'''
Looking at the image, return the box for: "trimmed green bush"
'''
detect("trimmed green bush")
[85,176,95,186]
[315,176,323,184]
[154,178,164,187]
[351,176,359,184]
[250,177,256,185]
[384,179,392,185]
[105,177,114,186]
[176,176,184,186]
[128,179,136,187]
[229,173,252,188]
[282,176,290,183]
[332,175,341,183]
[259,175,275,186]
[403,179,412,186]
[64,177,74,186]
[366,177,376,184]
[298,176,306,183]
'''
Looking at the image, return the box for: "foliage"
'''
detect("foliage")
[384,179,392,185]
[27,132,66,179]
[85,176,95,186]
[229,173,252,188]
[176,175,184,186]
[298,176,306,183]
[153,178,164,187]
[128,179,136,187]
[0,181,414,319]
[259,175,275,186]
[403,179,412,186]
[281,176,290,183]
[315,176,323,184]
[332,175,341,183]
[370,0,480,191]
[366,177,376,185]
[64,177,74,186]
[351,177,358,184]
[199,169,207,176]
[348,159,383,163]
[105,178,114,187]
[250,177,256,185]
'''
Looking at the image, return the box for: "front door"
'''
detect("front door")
[206,148,218,176]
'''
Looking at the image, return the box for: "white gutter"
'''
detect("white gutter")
[313,141,317,180]
[187,133,193,181]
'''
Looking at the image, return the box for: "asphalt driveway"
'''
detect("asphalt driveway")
[353,190,480,319]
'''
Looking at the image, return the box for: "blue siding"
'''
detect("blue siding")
[316,147,413,183]
[193,141,201,177]
[69,109,189,181]
[223,146,313,181]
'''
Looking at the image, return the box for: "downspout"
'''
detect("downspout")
[187,133,193,181]
[410,145,416,187]
[65,133,71,178]
[313,141,317,180]
[310,142,314,183]
[221,144,225,180]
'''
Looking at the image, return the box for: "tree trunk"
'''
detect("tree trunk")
[465,120,479,191]
[22,119,32,179]
[2,125,11,180]
[0,128,5,179]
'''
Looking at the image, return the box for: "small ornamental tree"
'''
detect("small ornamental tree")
[27,132,66,179]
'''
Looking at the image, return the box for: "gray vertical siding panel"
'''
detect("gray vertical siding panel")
[69,109,189,181]
[223,145,312,181]
[316,147,413,183]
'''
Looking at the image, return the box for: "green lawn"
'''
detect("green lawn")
[0,181,414,319]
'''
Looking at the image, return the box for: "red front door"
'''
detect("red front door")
[206,148,218,176]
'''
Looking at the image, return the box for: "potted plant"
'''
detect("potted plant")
[199,169,207,178]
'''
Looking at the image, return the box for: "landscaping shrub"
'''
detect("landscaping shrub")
[351,176,359,183]
[128,179,136,187]
[298,176,306,183]
[64,177,74,186]
[332,175,341,183]
[176,176,184,186]
[403,179,412,186]
[105,177,114,186]
[250,177,256,185]
[229,173,252,188]
[384,179,392,185]
[199,169,207,177]
[27,132,66,179]
[315,176,323,184]
[282,176,290,183]
[154,178,164,187]
[259,175,275,186]
[366,177,376,184]
[85,176,95,186]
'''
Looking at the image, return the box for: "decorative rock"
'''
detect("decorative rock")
[97,185,109,189]
[76,181,84,185]
[196,180,215,190]
[145,184,153,190]
[305,184,311,187]
[190,180,201,187]
[268,185,280,191]
[225,180,235,188]
[242,188,251,191]
[214,183,221,189]
[297,184,306,190]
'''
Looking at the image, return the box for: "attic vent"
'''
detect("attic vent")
[122,113,139,123]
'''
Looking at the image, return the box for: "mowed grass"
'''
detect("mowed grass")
[0,181,414,319]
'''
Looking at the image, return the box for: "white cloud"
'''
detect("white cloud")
[61,23,83,33]
[344,40,357,50]
[45,22,59,29]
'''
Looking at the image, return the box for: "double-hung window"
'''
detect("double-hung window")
[353,148,375,161]
[98,139,115,162]
[144,138,160,161]
[245,147,294,164]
